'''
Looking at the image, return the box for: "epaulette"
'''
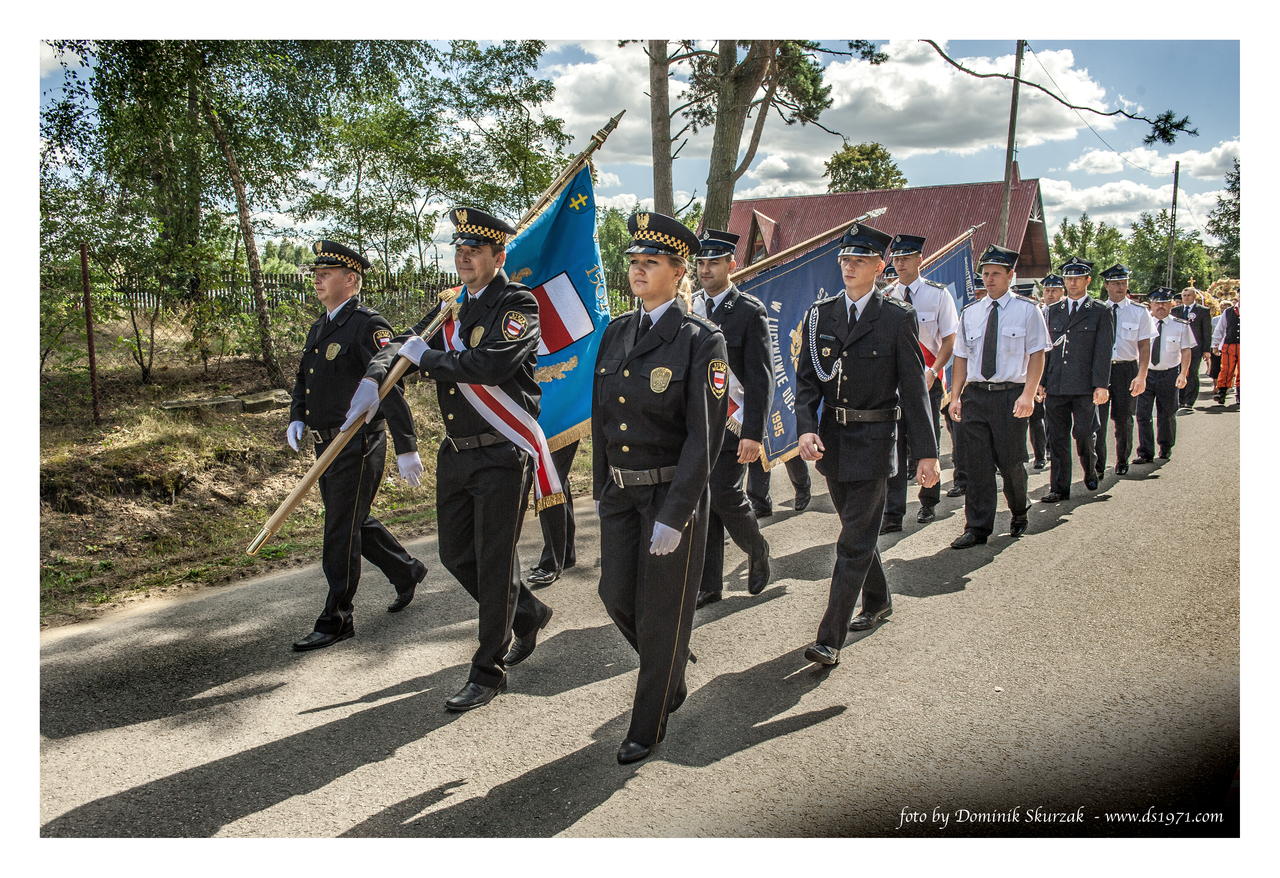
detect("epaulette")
[884,296,912,310]
[1013,293,1038,305]
[1172,316,1191,325]
[961,298,985,312]
[738,290,766,310]
[686,311,719,332]
[923,278,948,290]
[610,309,636,324]
[356,304,379,316]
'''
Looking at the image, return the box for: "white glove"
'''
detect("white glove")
[650,522,681,555]
[397,451,423,487]
[399,335,428,366]
[341,378,382,431]
[287,420,306,452]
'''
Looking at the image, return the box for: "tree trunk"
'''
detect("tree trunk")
[649,40,675,216]
[702,40,775,232]
[202,95,288,388]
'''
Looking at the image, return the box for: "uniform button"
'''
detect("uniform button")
[306,389,310,394]
[618,396,625,403]
[309,368,313,374]
[449,388,455,395]
[842,398,847,402]
[623,369,630,377]
[423,372,429,377]
[305,409,310,415]
[447,414,454,420]
[622,445,629,452]
[620,423,627,431]
[600,367,606,374]
[313,349,318,354]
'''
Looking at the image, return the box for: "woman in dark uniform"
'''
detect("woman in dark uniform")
[593,212,729,764]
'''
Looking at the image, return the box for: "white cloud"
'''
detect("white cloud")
[40,41,86,78]
[596,193,652,213]
[1040,177,1223,233]
[1067,139,1240,180]
[595,171,622,189]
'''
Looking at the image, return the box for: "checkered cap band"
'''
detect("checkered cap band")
[314,250,365,272]
[453,223,511,246]
[631,229,691,261]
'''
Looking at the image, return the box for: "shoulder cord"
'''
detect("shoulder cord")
[808,306,841,383]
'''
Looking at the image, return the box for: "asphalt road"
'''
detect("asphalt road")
[40,388,1240,838]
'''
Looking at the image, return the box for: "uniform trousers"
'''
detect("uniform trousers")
[1094,359,1138,470]
[884,381,943,522]
[700,438,768,596]
[1215,344,1240,394]
[599,480,708,747]
[944,406,968,490]
[436,440,549,688]
[535,440,578,574]
[1029,396,1048,463]
[1045,394,1098,495]
[746,455,811,514]
[1179,354,1205,408]
[819,477,890,650]
[960,384,1030,538]
[314,429,419,635]
[1136,369,1181,457]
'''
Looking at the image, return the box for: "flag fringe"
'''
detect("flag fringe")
[534,492,567,514]
[547,420,591,452]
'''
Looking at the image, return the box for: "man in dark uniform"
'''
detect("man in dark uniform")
[525,439,578,588]
[1173,288,1212,411]
[882,233,957,531]
[1029,273,1066,469]
[1038,257,1113,503]
[949,245,1051,548]
[345,208,555,712]
[287,241,427,651]
[691,230,772,609]
[1094,264,1154,475]
[795,222,939,665]
[1135,287,1196,462]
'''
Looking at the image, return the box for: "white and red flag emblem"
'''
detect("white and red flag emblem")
[530,272,594,356]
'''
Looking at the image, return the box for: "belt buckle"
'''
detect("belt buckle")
[835,407,847,426]
[446,435,461,452]
[611,467,625,489]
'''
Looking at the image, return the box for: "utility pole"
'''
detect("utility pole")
[998,40,1025,248]
[1165,160,1181,288]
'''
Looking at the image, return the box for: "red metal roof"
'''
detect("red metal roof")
[728,163,1051,278]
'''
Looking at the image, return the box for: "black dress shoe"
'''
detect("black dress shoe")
[1133,454,1154,464]
[747,539,771,595]
[695,590,722,609]
[388,559,428,612]
[879,520,903,535]
[668,686,687,714]
[504,605,553,667]
[917,506,936,524]
[292,629,353,651]
[752,505,772,518]
[526,566,560,588]
[617,738,656,765]
[445,677,507,712]
[950,531,987,549]
[793,486,811,512]
[1115,462,1129,475]
[1040,491,1069,503]
[1158,448,1171,460]
[849,606,893,631]
[1032,459,1046,470]
[946,485,966,497]
[1009,517,1029,538]
[804,643,840,666]
[1084,477,1099,491]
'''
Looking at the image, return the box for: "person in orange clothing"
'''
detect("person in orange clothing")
[1211,291,1240,405]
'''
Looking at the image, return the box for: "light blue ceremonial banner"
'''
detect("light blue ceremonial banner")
[505,165,610,449]
[736,236,846,470]
[920,236,975,391]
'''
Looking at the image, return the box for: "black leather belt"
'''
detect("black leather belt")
[1112,358,1136,365]
[967,381,1023,392]
[611,465,678,488]
[832,406,900,425]
[445,432,504,451]
[311,419,385,443]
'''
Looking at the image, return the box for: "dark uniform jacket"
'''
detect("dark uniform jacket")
[592,296,729,530]
[291,296,416,453]
[695,284,773,447]
[795,290,936,483]
[1174,302,1213,355]
[1041,296,1114,396]
[366,269,542,433]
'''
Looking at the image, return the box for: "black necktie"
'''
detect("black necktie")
[1111,302,1120,346]
[903,285,913,306]
[981,300,999,379]
[461,295,475,323]
[1153,319,1164,368]
[637,312,653,343]
[707,298,721,325]
[1071,300,1078,317]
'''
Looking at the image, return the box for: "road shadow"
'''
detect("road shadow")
[41,568,502,740]
[339,650,845,837]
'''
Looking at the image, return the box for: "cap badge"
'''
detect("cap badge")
[456,209,468,225]
[637,213,649,230]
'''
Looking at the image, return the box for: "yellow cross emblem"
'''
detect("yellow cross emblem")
[569,193,588,211]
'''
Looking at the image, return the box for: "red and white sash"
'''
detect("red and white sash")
[440,303,565,513]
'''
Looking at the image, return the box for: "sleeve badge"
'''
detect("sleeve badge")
[708,359,729,398]
[502,310,529,340]
[373,329,392,348]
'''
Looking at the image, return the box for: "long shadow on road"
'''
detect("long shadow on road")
[340,651,845,837]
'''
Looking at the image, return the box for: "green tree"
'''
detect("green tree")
[1206,157,1239,277]
[824,142,907,193]
[1123,209,1216,294]
[597,203,638,276]
[1050,212,1124,297]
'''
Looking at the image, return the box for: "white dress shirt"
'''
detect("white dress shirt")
[892,277,959,356]
[698,287,731,319]
[1105,297,1158,361]
[1149,318,1196,371]
[954,292,1051,383]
